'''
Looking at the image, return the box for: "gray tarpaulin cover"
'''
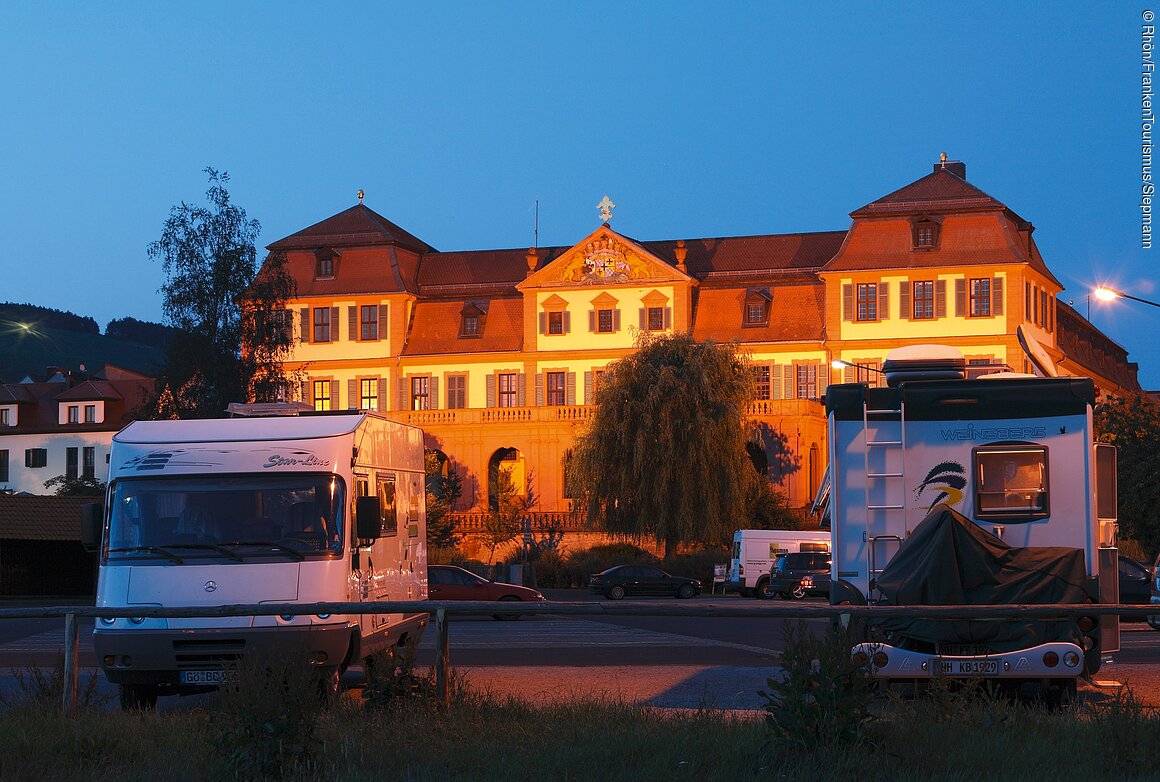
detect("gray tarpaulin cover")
[874,504,1088,651]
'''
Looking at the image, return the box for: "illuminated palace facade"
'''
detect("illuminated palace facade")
[263,159,1140,524]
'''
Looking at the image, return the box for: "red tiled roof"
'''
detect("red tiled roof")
[271,244,422,297]
[643,232,846,277]
[0,495,92,540]
[693,283,825,343]
[403,298,524,355]
[56,380,124,402]
[850,168,1006,217]
[268,204,436,254]
[1056,300,1140,391]
[418,247,569,292]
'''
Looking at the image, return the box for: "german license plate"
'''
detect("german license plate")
[180,669,234,685]
[938,659,998,675]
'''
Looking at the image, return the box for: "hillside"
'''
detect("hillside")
[0,322,167,382]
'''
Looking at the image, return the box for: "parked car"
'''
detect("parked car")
[765,551,831,600]
[1119,555,1152,605]
[427,565,546,620]
[1147,554,1160,630]
[588,565,701,600]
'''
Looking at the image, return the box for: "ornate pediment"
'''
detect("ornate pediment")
[518,225,692,291]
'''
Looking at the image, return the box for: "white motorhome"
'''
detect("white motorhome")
[727,529,831,598]
[827,344,1118,698]
[84,410,428,709]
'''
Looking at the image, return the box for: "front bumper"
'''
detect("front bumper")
[852,641,1086,679]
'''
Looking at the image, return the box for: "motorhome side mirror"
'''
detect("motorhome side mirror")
[355,496,382,540]
[80,503,103,552]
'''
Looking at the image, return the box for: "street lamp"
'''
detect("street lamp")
[831,358,885,374]
[1093,286,1160,309]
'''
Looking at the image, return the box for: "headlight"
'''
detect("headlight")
[279,614,296,621]
[99,617,116,626]
[316,613,331,619]
[128,617,145,625]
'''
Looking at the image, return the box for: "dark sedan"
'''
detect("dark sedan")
[588,565,701,600]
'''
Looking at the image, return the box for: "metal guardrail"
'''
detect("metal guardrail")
[15,600,1158,716]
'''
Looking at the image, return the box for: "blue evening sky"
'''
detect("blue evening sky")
[2,3,1157,387]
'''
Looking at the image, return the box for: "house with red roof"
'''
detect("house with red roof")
[255,159,1140,527]
[0,365,155,495]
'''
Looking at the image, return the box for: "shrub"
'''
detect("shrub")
[2,650,105,712]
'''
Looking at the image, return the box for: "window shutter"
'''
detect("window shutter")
[300,380,310,404]
[535,373,544,406]
[588,310,596,332]
[430,377,439,410]
[486,374,496,408]
[282,309,293,342]
[378,304,388,340]
[784,366,796,399]
[300,308,310,343]
[639,308,647,329]
[664,307,672,329]
[566,372,577,405]
[516,374,526,407]
[377,377,387,412]
[935,280,947,318]
[584,371,594,404]
[613,309,621,332]
[331,380,340,409]
[842,284,853,322]
[348,306,358,340]
[992,277,1004,315]
[396,376,407,411]
[899,282,910,320]
[329,307,339,341]
[539,312,547,335]
[817,363,829,397]
[877,282,889,320]
[772,365,783,399]
[347,379,357,409]
[844,365,855,384]
[955,279,966,317]
[562,311,571,333]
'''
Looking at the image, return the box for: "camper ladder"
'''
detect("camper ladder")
[864,400,906,601]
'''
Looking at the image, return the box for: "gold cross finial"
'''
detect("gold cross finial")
[357,189,365,204]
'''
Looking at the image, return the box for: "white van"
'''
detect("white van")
[727,529,831,598]
[84,410,428,709]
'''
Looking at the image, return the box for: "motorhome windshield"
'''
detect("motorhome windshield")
[106,474,345,562]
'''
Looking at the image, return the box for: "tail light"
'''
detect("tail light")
[1042,651,1059,668]
[872,651,889,668]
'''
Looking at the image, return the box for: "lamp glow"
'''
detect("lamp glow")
[1093,287,1119,302]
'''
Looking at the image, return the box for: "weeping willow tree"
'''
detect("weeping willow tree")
[571,333,759,557]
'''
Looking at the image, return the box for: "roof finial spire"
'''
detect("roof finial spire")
[939,151,947,167]
[357,189,365,204]
[597,194,615,224]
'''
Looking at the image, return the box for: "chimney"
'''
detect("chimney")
[934,152,967,180]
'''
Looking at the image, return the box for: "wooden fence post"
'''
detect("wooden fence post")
[62,612,79,716]
[435,608,449,708]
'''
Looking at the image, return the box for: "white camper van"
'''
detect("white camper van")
[84,410,428,709]
[727,529,831,598]
[828,344,1117,697]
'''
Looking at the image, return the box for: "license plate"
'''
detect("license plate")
[180,669,235,685]
[938,659,999,675]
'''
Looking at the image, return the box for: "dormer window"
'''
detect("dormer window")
[743,288,771,327]
[910,216,941,250]
[314,247,338,279]
[460,302,486,338]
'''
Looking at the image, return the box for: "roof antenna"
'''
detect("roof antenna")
[534,199,539,249]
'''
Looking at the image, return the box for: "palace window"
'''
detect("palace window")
[360,378,378,411]
[497,373,518,408]
[360,306,379,340]
[410,377,430,411]
[597,309,614,333]
[546,372,567,406]
[446,375,466,409]
[796,365,818,400]
[548,311,565,335]
[856,283,878,321]
[754,366,771,400]
[315,248,336,279]
[743,288,771,327]
[312,380,331,412]
[911,217,940,250]
[912,281,935,319]
[647,307,665,331]
[970,278,992,317]
[313,308,332,342]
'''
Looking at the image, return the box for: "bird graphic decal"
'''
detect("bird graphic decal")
[914,461,966,510]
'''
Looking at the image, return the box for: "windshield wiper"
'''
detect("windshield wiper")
[161,543,245,562]
[107,546,185,564]
[222,541,306,562]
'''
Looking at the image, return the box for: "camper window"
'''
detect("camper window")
[973,445,1049,520]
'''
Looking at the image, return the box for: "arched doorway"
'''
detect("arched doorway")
[487,447,525,511]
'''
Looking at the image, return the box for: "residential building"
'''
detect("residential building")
[259,158,1140,522]
[0,365,154,495]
